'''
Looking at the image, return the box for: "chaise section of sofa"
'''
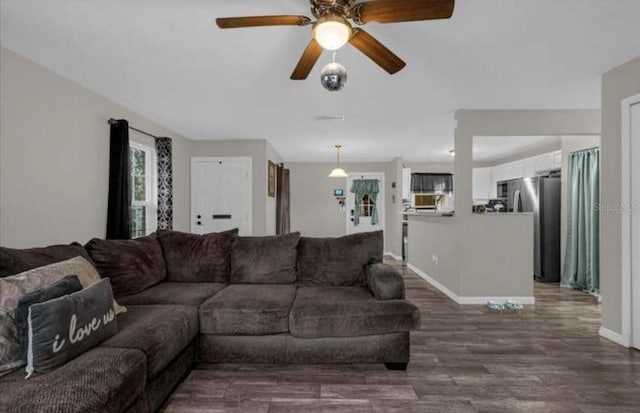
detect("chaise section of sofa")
[197,230,420,369]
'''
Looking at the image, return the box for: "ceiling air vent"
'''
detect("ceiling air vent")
[316,115,346,121]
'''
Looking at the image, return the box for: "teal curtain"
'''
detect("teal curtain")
[351,179,379,226]
[562,147,600,293]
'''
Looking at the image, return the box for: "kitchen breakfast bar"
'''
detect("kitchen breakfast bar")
[405,211,535,305]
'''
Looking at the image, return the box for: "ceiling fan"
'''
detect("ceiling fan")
[216,0,455,80]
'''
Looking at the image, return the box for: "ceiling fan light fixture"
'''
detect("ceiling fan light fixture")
[329,144,348,178]
[314,15,351,51]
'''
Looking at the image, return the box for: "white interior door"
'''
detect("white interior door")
[631,102,640,348]
[191,157,251,236]
[346,172,385,235]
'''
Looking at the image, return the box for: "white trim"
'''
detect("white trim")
[599,326,630,347]
[621,93,640,349]
[130,141,157,237]
[408,262,460,303]
[384,251,402,261]
[457,296,535,305]
[408,262,535,306]
[190,157,253,236]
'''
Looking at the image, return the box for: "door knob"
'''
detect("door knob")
[197,214,202,219]
[197,221,202,226]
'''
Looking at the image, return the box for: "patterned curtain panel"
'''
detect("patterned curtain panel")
[350,179,379,226]
[155,137,173,230]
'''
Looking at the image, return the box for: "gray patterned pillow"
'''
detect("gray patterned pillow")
[26,279,118,378]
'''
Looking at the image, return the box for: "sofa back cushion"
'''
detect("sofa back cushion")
[85,234,166,298]
[230,232,301,284]
[297,230,383,286]
[0,243,91,278]
[157,229,238,283]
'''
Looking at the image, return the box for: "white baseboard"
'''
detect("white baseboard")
[384,251,402,261]
[407,262,535,306]
[599,326,630,347]
[407,263,461,303]
[457,296,535,305]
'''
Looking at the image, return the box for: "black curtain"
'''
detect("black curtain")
[411,173,453,193]
[276,164,290,235]
[106,119,131,239]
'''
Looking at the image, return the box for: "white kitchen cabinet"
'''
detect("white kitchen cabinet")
[473,167,492,201]
[485,151,562,197]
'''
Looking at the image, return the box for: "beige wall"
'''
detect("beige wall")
[190,139,282,236]
[0,47,192,247]
[405,162,454,174]
[288,161,401,255]
[600,57,640,335]
[408,213,533,299]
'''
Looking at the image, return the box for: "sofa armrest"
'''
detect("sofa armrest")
[366,263,405,300]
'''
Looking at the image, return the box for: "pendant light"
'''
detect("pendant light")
[328,144,348,178]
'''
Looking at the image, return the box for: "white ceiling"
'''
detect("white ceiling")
[1,0,639,162]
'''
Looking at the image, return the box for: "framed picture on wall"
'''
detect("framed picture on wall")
[268,160,276,197]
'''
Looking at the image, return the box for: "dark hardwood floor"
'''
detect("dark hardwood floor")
[163,260,640,413]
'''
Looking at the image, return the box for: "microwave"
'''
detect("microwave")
[412,193,440,210]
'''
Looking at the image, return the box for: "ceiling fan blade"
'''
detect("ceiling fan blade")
[216,15,311,29]
[291,39,324,80]
[352,0,455,25]
[349,28,406,75]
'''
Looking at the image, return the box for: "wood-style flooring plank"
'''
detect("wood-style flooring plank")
[163,258,640,412]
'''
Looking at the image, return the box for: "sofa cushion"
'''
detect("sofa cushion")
[118,282,226,306]
[0,243,91,278]
[1,257,124,377]
[26,279,119,378]
[100,304,198,378]
[158,229,238,283]
[297,231,383,286]
[85,234,166,298]
[289,286,420,338]
[199,285,296,335]
[15,275,83,363]
[230,232,300,284]
[0,347,146,413]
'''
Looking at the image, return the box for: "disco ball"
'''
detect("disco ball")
[320,62,347,92]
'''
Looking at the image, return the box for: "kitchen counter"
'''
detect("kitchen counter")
[405,211,534,304]
[402,211,455,217]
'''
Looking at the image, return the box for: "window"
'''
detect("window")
[130,142,157,238]
[359,194,375,217]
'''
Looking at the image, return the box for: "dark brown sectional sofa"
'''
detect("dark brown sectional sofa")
[0,230,420,413]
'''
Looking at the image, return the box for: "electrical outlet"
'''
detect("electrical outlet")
[432,255,439,266]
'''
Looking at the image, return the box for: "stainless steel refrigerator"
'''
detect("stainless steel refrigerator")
[500,175,561,282]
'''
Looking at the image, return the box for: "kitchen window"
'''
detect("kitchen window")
[130,142,157,238]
